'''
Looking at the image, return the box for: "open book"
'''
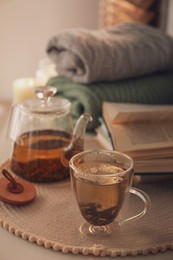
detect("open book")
[102,102,173,174]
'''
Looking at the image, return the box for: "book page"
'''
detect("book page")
[110,121,173,157]
[103,102,173,123]
[113,106,173,124]
[102,102,173,173]
[103,101,173,156]
[114,110,173,124]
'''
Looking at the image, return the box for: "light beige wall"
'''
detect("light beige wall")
[0,0,99,99]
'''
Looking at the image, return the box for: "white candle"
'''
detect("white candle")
[13,77,39,103]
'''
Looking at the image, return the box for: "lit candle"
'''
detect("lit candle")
[13,77,40,104]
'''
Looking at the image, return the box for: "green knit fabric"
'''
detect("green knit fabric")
[48,71,173,131]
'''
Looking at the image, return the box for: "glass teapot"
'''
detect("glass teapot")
[8,86,92,182]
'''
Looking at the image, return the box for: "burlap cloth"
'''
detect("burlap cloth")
[0,160,173,257]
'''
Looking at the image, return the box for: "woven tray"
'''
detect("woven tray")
[0,161,173,257]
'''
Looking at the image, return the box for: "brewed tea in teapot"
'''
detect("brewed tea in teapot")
[8,86,92,182]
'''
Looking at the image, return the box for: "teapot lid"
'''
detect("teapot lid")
[19,86,71,115]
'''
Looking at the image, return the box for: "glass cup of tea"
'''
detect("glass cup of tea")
[69,149,151,236]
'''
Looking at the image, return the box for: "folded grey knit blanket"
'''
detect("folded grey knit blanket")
[46,22,173,84]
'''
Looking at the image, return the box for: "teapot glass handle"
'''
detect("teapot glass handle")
[119,187,151,225]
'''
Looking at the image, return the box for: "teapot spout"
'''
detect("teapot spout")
[64,113,93,161]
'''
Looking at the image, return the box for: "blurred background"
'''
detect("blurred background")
[0,0,173,100]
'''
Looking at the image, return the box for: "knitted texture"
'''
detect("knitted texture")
[48,71,173,130]
[47,22,173,84]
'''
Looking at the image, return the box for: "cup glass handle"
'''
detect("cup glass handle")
[119,187,151,225]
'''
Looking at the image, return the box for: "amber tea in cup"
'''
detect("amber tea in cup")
[69,150,151,236]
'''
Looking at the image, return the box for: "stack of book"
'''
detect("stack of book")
[97,101,173,184]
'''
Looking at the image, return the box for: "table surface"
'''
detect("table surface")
[0,100,172,260]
